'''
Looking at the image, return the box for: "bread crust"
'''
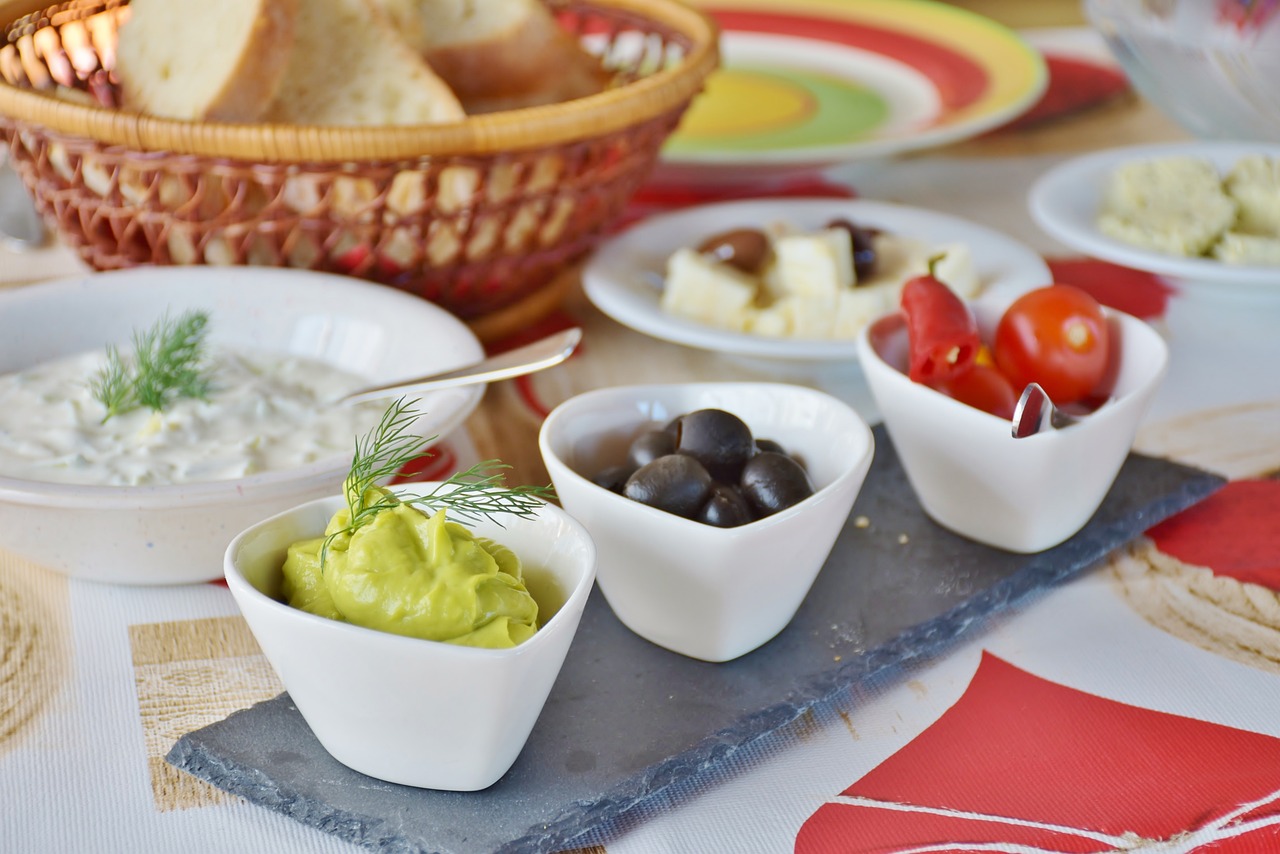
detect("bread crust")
[375,0,610,113]
[425,24,610,113]
[263,0,464,127]
[117,0,299,122]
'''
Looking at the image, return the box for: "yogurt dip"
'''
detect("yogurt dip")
[0,348,384,486]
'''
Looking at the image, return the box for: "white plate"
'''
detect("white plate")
[1029,141,1280,291]
[582,198,1052,362]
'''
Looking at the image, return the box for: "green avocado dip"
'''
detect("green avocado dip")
[281,489,539,649]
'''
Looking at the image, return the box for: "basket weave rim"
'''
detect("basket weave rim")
[0,0,720,162]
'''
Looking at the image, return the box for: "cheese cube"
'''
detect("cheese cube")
[930,242,982,299]
[746,304,791,338]
[771,228,855,296]
[660,248,758,330]
[749,296,837,339]
[758,256,789,303]
[831,287,890,339]
[865,233,927,285]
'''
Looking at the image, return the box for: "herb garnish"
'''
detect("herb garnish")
[321,397,556,566]
[89,309,213,423]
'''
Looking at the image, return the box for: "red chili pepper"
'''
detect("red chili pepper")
[900,266,980,384]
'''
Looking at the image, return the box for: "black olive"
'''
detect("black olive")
[740,452,814,517]
[826,218,879,282]
[661,414,684,437]
[695,228,770,275]
[627,429,677,468]
[697,483,755,528]
[624,454,714,518]
[755,437,786,455]
[675,408,756,482]
[591,464,635,494]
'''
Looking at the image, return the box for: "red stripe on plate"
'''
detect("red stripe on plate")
[705,8,990,111]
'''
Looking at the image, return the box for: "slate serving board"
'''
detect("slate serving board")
[168,426,1223,854]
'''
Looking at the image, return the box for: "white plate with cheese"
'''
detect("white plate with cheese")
[583,198,1052,361]
[1030,141,1280,292]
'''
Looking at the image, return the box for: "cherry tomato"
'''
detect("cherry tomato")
[928,363,1018,420]
[993,284,1110,405]
[900,272,980,384]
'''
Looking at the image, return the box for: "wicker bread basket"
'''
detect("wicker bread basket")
[0,0,718,321]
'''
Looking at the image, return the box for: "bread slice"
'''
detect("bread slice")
[115,0,298,121]
[263,0,465,125]
[374,0,610,113]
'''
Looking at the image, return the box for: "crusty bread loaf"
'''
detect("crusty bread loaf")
[115,0,298,121]
[263,0,465,125]
[373,0,610,113]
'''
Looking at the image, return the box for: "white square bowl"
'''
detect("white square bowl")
[856,306,1168,553]
[224,484,596,791]
[539,382,874,663]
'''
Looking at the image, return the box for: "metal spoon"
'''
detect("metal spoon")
[0,160,47,250]
[1011,382,1082,438]
[340,327,582,405]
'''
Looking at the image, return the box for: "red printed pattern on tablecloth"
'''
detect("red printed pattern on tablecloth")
[619,177,856,229]
[1046,258,1173,321]
[796,652,1280,852]
[996,56,1129,132]
[390,440,461,484]
[1145,480,1280,592]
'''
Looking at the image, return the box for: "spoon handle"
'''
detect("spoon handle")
[0,161,46,250]
[341,327,582,405]
[1011,382,1083,438]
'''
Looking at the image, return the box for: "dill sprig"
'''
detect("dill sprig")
[88,344,135,421]
[321,397,555,566]
[89,309,213,422]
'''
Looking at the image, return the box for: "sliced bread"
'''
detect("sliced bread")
[262,0,465,125]
[115,0,298,121]
[373,0,610,113]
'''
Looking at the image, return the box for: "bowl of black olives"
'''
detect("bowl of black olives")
[538,382,875,662]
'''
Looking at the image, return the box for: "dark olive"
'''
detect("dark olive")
[826,218,879,282]
[695,228,770,275]
[740,452,814,517]
[591,464,635,494]
[675,408,756,482]
[624,454,714,518]
[627,429,677,468]
[754,437,786,455]
[697,483,755,528]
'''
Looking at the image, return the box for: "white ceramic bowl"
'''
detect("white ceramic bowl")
[225,483,596,791]
[539,382,874,663]
[0,267,484,585]
[856,303,1168,553]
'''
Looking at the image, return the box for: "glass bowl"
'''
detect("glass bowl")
[1085,0,1280,141]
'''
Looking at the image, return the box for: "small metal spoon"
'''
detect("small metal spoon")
[1011,382,1082,438]
[340,327,582,405]
[0,161,47,251]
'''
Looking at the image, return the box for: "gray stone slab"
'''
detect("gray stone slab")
[168,426,1223,854]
